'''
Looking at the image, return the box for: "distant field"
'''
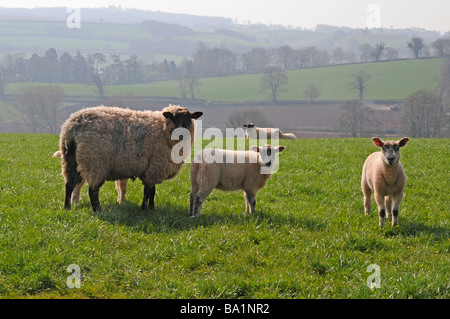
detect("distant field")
[0,133,448,298]
[5,58,444,103]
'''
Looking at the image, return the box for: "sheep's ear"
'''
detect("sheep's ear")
[372,137,384,147]
[277,146,286,153]
[251,146,260,152]
[398,137,409,147]
[191,112,203,119]
[243,124,248,128]
[163,112,174,120]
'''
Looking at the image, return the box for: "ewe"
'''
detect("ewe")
[58,105,202,212]
[361,137,409,227]
[189,145,285,217]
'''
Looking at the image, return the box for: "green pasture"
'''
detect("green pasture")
[0,133,448,298]
[4,58,443,103]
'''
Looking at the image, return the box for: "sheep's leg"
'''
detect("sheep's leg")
[385,196,393,220]
[374,192,386,228]
[362,183,372,215]
[63,141,82,209]
[142,183,156,210]
[244,190,256,213]
[88,182,104,212]
[391,192,404,227]
[193,190,212,218]
[115,179,128,204]
[243,191,251,213]
[71,179,85,204]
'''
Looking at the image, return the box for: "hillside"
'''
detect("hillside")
[5,58,443,102]
[0,7,444,61]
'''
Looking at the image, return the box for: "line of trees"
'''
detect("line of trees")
[2,36,449,99]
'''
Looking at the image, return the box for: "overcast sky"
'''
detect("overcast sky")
[3,0,450,32]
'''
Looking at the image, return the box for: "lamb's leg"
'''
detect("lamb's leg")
[244,190,256,213]
[391,192,404,227]
[71,179,85,204]
[115,179,128,204]
[88,182,104,212]
[193,189,212,218]
[189,184,199,217]
[142,183,155,210]
[374,192,386,228]
[385,196,393,220]
[362,183,372,215]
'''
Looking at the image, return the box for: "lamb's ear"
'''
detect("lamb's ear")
[163,112,174,120]
[191,112,203,119]
[398,137,409,147]
[372,137,384,147]
[251,146,260,152]
[277,146,286,153]
[243,124,248,128]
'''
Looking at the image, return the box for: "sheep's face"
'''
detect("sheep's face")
[163,108,203,139]
[251,145,285,168]
[372,137,409,165]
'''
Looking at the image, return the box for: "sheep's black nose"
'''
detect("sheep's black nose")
[265,161,272,167]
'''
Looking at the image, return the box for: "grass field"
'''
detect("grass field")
[0,133,448,298]
[4,58,444,104]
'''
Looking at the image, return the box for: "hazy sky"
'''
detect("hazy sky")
[3,0,450,32]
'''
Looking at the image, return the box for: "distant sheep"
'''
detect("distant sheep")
[53,150,128,204]
[189,145,285,217]
[58,105,202,212]
[361,137,409,227]
[243,123,296,139]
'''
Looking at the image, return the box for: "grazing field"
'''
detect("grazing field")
[0,133,448,298]
[4,58,443,103]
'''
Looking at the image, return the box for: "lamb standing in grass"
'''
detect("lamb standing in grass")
[243,123,296,139]
[59,104,202,212]
[189,145,285,217]
[361,137,409,227]
[53,150,128,204]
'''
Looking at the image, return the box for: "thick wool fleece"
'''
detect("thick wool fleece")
[59,105,194,188]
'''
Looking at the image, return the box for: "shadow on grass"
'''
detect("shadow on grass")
[92,201,326,234]
[383,219,449,240]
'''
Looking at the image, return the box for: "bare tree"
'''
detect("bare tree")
[339,99,378,137]
[9,84,64,133]
[177,74,201,100]
[303,84,321,103]
[371,42,386,62]
[349,71,371,100]
[260,67,288,102]
[225,109,272,128]
[400,89,444,137]
[407,37,424,59]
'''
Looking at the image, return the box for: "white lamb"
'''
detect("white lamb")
[243,123,296,139]
[361,137,409,227]
[189,145,285,217]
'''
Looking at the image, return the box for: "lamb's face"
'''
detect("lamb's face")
[251,145,285,168]
[372,137,409,166]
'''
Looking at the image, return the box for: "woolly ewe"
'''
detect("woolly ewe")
[58,105,202,212]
